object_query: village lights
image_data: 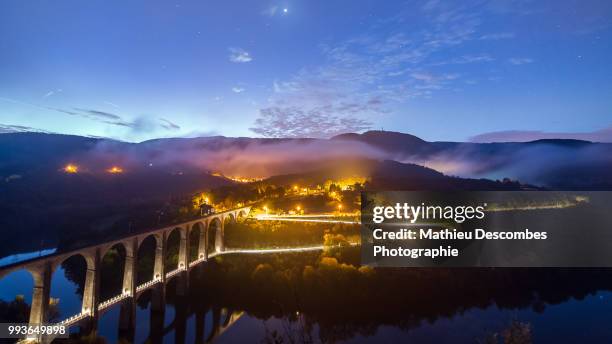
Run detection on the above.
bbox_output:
[107,166,123,174]
[63,164,78,173]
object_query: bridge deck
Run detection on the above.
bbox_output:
[0,206,251,275]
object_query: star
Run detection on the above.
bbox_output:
[283,8,288,14]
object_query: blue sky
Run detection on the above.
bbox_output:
[0,0,611,142]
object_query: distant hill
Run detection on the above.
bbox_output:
[332,131,612,189]
[333,130,601,156]
[2,131,612,190]
[0,133,234,257]
[0,130,609,257]
[264,158,530,191]
[332,131,430,153]
[0,133,232,203]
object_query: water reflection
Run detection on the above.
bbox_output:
[2,248,612,343]
[50,258,86,321]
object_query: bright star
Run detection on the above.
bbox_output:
[283,8,288,13]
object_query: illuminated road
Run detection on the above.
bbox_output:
[253,197,586,226]
[209,242,360,258]
[255,213,360,224]
[210,245,325,257]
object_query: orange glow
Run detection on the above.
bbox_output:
[293,185,298,191]
[212,171,263,183]
[63,164,78,173]
[296,205,301,211]
[337,204,343,210]
[227,175,263,183]
[107,166,123,174]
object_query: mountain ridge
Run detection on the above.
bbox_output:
[1,131,611,189]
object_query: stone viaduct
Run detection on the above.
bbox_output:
[0,206,251,343]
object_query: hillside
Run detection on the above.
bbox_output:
[2,131,612,191]
[263,158,528,191]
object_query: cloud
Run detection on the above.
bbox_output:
[232,87,245,93]
[261,5,278,17]
[0,98,131,129]
[108,116,183,134]
[0,97,178,135]
[103,101,120,109]
[48,107,179,133]
[479,32,515,40]
[432,54,494,65]
[252,2,520,138]
[508,57,534,65]
[469,126,612,143]
[74,108,123,121]
[159,118,181,130]
[0,123,50,134]
[179,129,220,138]
[410,137,612,188]
[104,134,389,178]
[42,89,62,99]
[250,106,372,138]
[127,116,159,133]
[49,107,134,127]
[411,72,459,83]
[47,107,79,116]
[229,48,253,63]
[122,117,184,135]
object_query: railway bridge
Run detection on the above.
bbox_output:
[0,206,251,343]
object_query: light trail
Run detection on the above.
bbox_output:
[255,213,360,224]
[256,217,359,224]
[220,245,325,254]
[257,213,357,218]
[211,242,360,257]
[254,197,586,226]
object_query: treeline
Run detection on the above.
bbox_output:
[196,248,612,343]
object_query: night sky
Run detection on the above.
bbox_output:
[1,0,611,142]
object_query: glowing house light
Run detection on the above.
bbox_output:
[63,164,78,173]
[107,166,123,174]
